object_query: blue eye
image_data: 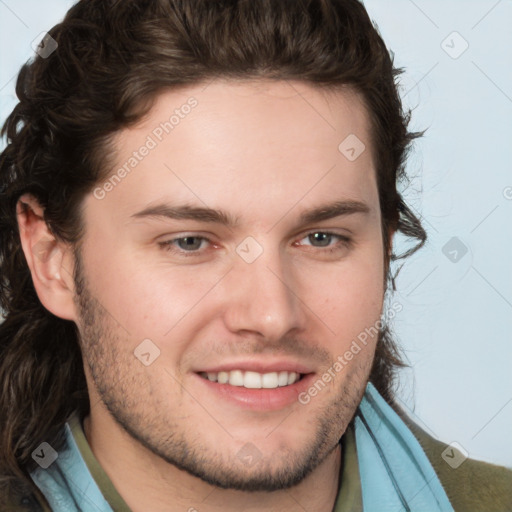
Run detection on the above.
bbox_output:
[175,236,205,251]
[159,236,210,255]
[299,231,351,251]
[307,232,333,247]
[158,231,351,259]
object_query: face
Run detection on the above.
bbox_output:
[74,79,387,491]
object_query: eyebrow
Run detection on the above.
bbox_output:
[130,199,371,228]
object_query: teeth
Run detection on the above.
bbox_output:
[200,370,302,389]
[229,370,244,387]
[278,371,289,387]
[261,372,278,389]
[287,372,298,385]
[218,371,229,384]
[244,371,262,388]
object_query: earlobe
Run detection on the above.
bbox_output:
[16,193,78,321]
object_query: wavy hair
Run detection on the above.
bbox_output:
[0,0,426,504]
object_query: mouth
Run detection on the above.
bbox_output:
[193,366,315,411]
[198,370,304,389]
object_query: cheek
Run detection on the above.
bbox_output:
[81,243,222,345]
[307,248,385,350]
[79,242,161,333]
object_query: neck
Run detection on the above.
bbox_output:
[83,412,342,512]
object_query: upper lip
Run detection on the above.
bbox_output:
[193,359,315,375]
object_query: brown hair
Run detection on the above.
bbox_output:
[0,0,425,503]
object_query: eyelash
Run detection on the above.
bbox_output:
[158,231,352,258]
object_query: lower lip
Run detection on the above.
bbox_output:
[193,373,316,411]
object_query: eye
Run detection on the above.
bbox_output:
[158,231,352,259]
[159,236,211,256]
[296,231,351,252]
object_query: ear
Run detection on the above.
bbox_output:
[16,193,78,321]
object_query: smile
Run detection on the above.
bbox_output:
[198,370,303,389]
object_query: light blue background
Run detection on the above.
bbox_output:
[1,0,510,468]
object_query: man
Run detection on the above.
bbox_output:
[0,0,510,510]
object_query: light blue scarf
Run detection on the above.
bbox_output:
[355,383,453,511]
[30,382,453,511]
[30,423,113,511]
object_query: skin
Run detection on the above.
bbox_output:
[17,79,392,512]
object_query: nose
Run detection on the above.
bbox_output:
[220,242,305,343]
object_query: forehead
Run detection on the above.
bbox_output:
[91,79,378,225]
[135,79,373,164]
